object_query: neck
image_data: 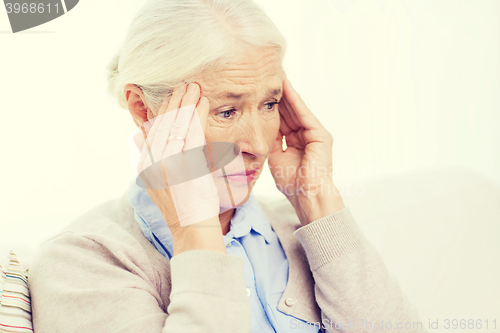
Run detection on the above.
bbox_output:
[219,208,235,235]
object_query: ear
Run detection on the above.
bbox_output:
[124,84,153,129]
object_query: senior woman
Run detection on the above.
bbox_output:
[28,0,427,332]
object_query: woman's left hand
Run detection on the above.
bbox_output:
[268,76,345,226]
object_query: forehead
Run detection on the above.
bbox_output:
[195,47,284,99]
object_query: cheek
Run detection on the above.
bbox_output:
[263,113,281,146]
[204,121,235,143]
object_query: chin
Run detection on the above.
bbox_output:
[211,146,261,212]
[216,175,257,213]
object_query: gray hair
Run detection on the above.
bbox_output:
[107,0,287,115]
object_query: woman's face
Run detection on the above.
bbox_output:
[192,47,285,205]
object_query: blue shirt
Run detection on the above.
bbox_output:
[127,180,320,332]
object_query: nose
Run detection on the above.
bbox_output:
[234,114,268,159]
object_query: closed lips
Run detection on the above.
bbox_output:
[226,170,256,176]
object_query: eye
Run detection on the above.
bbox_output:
[265,102,279,110]
[216,109,236,119]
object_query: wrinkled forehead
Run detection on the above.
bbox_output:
[195,48,285,101]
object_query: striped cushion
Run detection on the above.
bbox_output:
[0,251,33,333]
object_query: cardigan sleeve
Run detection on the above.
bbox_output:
[28,227,250,333]
[293,206,429,333]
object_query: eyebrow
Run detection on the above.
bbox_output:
[217,87,282,100]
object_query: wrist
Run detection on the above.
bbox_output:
[297,181,345,226]
[172,215,227,255]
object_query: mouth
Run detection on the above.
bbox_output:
[223,169,257,183]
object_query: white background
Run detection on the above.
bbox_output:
[1,0,499,328]
[1,0,498,224]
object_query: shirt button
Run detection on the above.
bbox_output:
[285,297,295,307]
[246,288,251,297]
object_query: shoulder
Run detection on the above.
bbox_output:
[27,194,175,331]
[39,191,159,256]
[28,191,171,302]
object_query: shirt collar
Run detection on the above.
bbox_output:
[127,179,175,257]
[225,192,274,245]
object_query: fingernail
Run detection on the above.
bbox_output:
[188,83,198,93]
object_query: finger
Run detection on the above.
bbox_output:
[165,83,188,114]
[148,113,177,164]
[278,102,306,149]
[279,112,293,136]
[282,94,301,130]
[283,130,304,149]
[278,96,300,131]
[147,82,186,162]
[184,96,209,151]
[283,78,323,130]
[164,83,200,157]
[149,82,187,138]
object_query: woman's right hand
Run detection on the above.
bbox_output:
[132,82,226,255]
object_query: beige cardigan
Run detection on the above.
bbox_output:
[28,191,428,332]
